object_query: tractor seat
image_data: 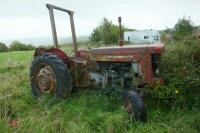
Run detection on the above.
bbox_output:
[70,57,87,64]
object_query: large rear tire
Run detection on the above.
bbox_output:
[123,90,147,123]
[29,53,72,98]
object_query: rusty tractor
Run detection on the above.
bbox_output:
[29,4,164,122]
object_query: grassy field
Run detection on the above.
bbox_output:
[0,50,199,133]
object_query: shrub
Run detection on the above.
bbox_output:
[9,41,36,51]
[152,38,200,107]
[0,42,8,52]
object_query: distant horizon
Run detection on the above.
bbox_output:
[0,27,164,46]
[0,35,90,46]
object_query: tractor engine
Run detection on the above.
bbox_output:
[90,62,135,89]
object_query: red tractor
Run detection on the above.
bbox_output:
[29,4,164,122]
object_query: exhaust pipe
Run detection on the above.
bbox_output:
[118,16,124,46]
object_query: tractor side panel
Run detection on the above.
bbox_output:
[139,54,152,85]
[69,61,92,88]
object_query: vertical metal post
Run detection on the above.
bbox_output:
[69,14,78,56]
[48,6,59,48]
[118,16,124,46]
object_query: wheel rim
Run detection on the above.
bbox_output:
[124,98,134,113]
[34,63,56,94]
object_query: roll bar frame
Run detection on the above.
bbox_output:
[46,4,78,56]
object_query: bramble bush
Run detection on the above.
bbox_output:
[152,37,200,108]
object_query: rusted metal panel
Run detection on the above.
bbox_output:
[46,48,69,61]
[78,44,163,55]
[34,48,69,63]
[70,62,91,88]
[89,54,145,62]
[139,53,152,84]
[89,44,164,55]
[78,44,164,61]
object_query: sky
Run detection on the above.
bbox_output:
[0,0,200,42]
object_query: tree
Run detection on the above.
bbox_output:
[0,42,8,52]
[9,41,35,51]
[90,27,101,43]
[9,41,27,51]
[90,18,120,45]
[174,16,194,39]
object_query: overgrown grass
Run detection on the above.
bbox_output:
[0,47,199,132]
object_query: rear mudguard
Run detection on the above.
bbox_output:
[34,48,69,62]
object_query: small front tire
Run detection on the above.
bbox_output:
[123,90,147,123]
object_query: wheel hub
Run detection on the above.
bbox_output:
[124,98,133,113]
[37,65,56,92]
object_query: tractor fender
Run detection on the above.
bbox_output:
[34,48,69,62]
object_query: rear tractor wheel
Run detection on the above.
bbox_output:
[123,90,147,123]
[29,53,72,98]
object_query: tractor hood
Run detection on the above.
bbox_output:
[78,44,164,62]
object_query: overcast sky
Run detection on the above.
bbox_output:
[0,0,200,41]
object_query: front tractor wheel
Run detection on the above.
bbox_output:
[30,53,72,98]
[123,90,147,123]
